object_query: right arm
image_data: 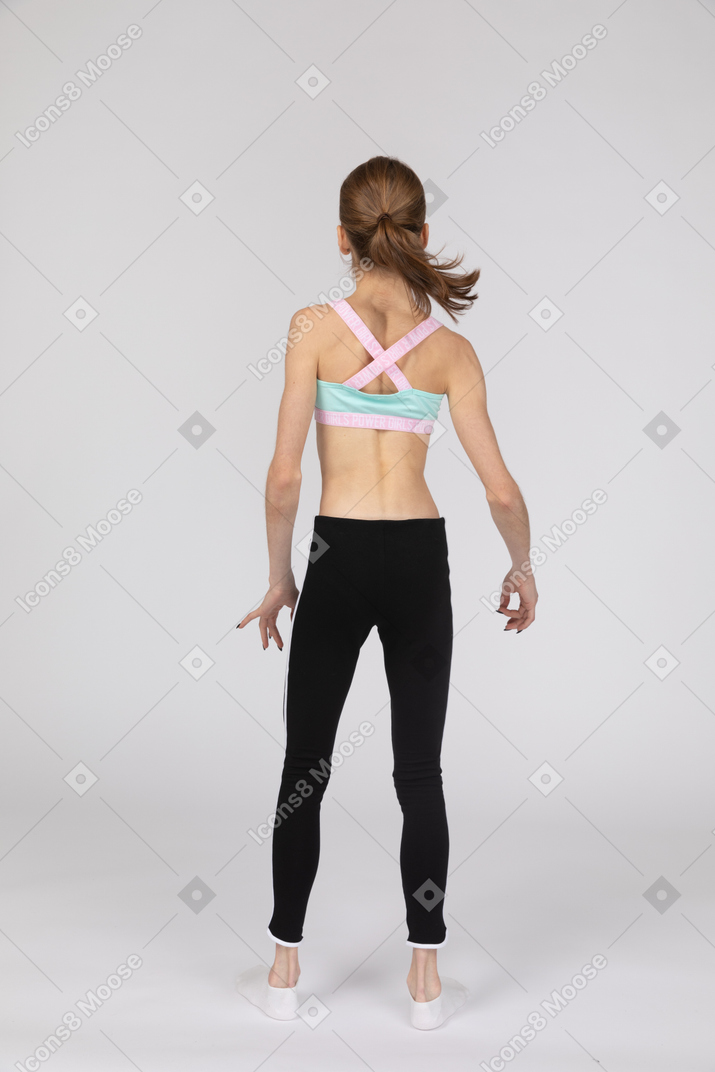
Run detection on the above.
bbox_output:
[445,335,538,633]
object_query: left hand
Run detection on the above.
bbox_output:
[237,579,300,650]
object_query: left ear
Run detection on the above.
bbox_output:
[337,223,351,256]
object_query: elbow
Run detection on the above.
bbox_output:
[485,480,521,509]
[267,465,302,493]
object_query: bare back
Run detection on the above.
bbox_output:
[270,293,516,532]
[313,300,459,520]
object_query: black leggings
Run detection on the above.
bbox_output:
[267,514,453,948]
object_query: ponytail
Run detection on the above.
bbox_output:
[338,156,480,322]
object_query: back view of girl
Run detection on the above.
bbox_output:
[237,155,537,1029]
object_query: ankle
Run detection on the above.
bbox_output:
[407,977,442,1002]
[268,965,299,988]
[407,965,441,1002]
[269,948,300,989]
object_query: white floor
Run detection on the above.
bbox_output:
[3,829,714,1072]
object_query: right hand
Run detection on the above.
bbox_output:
[498,567,538,633]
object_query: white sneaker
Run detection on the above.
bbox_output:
[409,977,469,1029]
[236,964,299,1020]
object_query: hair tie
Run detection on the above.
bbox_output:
[378,212,391,222]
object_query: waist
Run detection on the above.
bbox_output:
[317,471,439,522]
[315,514,446,525]
[312,513,448,557]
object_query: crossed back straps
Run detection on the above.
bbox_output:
[329,299,444,392]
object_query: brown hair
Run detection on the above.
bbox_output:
[338,156,480,323]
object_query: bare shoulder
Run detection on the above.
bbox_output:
[438,323,479,363]
[306,300,334,325]
[281,304,329,375]
[284,302,334,356]
[437,324,484,394]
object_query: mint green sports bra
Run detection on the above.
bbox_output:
[314,299,445,434]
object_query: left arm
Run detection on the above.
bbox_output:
[237,308,318,649]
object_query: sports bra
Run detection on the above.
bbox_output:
[314,298,445,434]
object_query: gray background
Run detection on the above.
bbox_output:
[1,0,714,1068]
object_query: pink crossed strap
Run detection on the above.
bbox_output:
[329,299,443,391]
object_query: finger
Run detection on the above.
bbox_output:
[515,608,537,633]
[503,602,525,620]
[259,619,269,650]
[504,606,528,630]
[237,608,260,628]
[264,614,282,647]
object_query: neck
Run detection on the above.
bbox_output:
[348,266,418,316]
